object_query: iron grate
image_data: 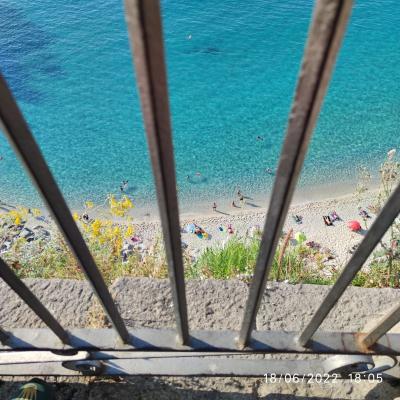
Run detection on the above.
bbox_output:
[0,0,399,377]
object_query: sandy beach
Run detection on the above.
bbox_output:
[0,186,385,272]
[132,189,381,269]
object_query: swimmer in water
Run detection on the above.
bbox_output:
[256,136,264,141]
[120,180,129,192]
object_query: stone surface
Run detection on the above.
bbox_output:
[1,375,400,399]
[0,279,94,328]
[2,278,399,333]
[110,278,400,333]
[1,278,400,399]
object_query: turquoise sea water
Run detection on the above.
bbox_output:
[0,0,399,210]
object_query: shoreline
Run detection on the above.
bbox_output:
[1,183,384,270]
[133,179,380,223]
[0,175,380,222]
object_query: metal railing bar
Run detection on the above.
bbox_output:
[0,74,130,344]
[0,358,325,377]
[2,353,399,377]
[4,356,400,378]
[362,303,400,349]
[2,328,400,355]
[124,0,189,344]
[0,258,70,344]
[298,183,400,346]
[237,0,352,348]
[0,328,9,344]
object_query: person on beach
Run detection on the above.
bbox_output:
[329,210,340,221]
[292,214,302,224]
[239,195,245,207]
[237,189,242,197]
[232,200,237,208]
[212,202,217,212]
[358,207,370,219]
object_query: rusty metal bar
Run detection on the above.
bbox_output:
[124,0,189,344]
[0,258,70,344]
[238,0,352,348]
[0,73,130,343]
[299,183,400,347]
[362,302,400,348]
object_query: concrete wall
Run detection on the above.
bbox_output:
[1,278,400,399]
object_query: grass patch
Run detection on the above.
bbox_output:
[189,236,334,285]
[187,238,259,279]
[2,223,399,288]
[5,228,399,288]
[349,261,400,288]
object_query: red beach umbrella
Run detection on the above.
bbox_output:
[347,220,361,232]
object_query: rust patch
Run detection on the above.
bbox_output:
[355,332,374,354]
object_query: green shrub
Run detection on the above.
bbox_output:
[189,236,334,284]
[188,238,259,279]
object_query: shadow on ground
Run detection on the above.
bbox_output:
[1,377,400,399]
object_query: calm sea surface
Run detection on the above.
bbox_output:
[0,0,399,210]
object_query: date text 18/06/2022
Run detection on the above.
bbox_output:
[264,373,383,384]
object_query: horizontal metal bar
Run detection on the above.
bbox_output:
[0,258,70,344]
[238,0,352,348]
[57,354,400,378]
[1,329,400,355]
[362,303,400,348]
[0,73,130,344]
[1,351,397,378]
[298,183,400,347]
[0,357,323,377]
[124,0,189,344]
[0,351,89,365]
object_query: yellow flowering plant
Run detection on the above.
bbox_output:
[69,195,136,258]
[108,194,134,217]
